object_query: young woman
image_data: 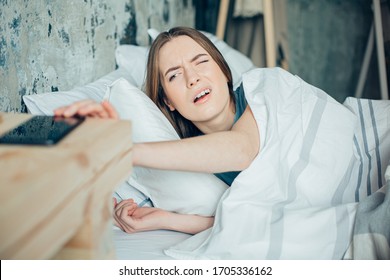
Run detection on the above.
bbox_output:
[54,27,260,234]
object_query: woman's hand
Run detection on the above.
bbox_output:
[113,198,214,234]
[113,198,169,233]
[54,99,119,119]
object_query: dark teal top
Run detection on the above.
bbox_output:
[214,84,247,186]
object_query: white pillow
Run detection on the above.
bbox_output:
[104,78,228,216]
[115,45,148,89]
[114,181,152,207]
[115,29,255,90]
[23,68,136,115]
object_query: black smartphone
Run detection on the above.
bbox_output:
[0,115,85,146]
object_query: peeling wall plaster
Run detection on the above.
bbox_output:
[0,0,195,112]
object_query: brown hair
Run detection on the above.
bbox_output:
[145,26,235,138]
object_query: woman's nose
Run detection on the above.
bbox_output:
[185,68,200,88]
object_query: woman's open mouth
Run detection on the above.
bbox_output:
[194,89,210,103]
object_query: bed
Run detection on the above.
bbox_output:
[23,29,390,260]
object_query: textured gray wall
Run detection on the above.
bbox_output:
[0,0,195,113]
[286,0,373,102]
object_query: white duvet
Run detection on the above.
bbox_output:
[165,68,390,259]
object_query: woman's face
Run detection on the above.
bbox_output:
[159,35,234,133]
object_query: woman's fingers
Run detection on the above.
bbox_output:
[102,100,119,119]
[116,202,137,218]
[114,199,137,220]
[54,99,119,119]
[114,203,139,233]
[54,100,92,117]
[72,101,108,117]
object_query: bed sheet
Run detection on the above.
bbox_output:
[113,227,191,260]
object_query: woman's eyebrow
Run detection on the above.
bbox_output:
[164,53,208,77]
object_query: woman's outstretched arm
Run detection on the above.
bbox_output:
[133,106,260,173]
[54,100,260,173]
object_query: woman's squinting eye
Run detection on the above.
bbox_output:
[168,73,179,82]
[197,58,209,65]
[167,56,209,82]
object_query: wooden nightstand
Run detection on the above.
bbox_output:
[0,113,133,259]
